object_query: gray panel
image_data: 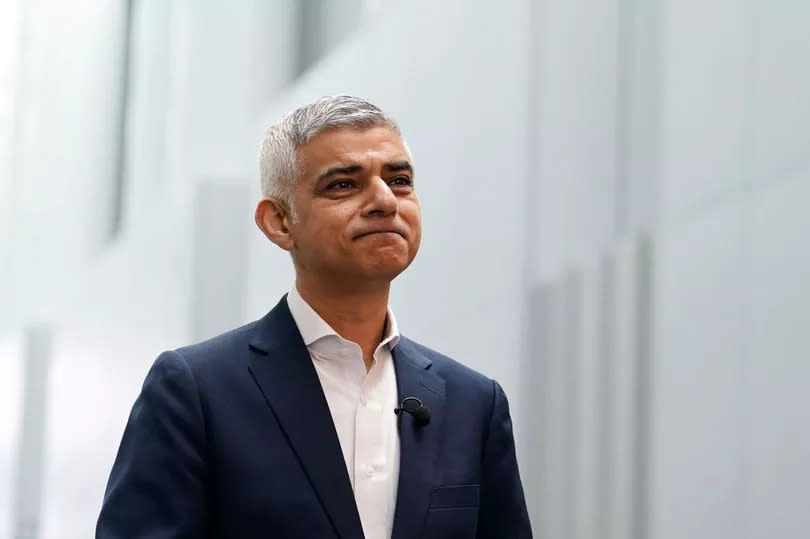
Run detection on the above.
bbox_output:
[614,0,663,233]
[190,181,252,341]
[535,277,568,539]
[561,269,582,539]
[751,1,810,185]
[122,0,172,225]
[650,201,747,539]
[525,283,557,535]
[6,0,130,320]
[608,239,640,539]
[533,0,621,276]
[596,252,617,539]
[296,0,364,75]
[12,325,52,539]
[572,262,601,539]
[632,234,654,539]
[657,0,748,217]
[746,172,810,538]
[107,0,135,242]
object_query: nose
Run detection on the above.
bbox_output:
[361,176,397,217]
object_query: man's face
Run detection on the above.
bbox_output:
[287,125,421,285]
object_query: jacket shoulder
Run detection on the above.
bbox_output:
[170,319,260,373]
[400,337,494,395]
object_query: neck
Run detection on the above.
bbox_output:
[295,274,391,370]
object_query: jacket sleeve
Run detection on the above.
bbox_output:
[477,380,533,538]
[96,350,209,539]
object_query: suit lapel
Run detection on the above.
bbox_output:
[247,296,364,539]
[390,339,446,539]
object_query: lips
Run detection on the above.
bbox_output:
[353,229,404,240]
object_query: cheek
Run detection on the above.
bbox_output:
[402,202,422,238]
[410,226,422,257]
[300,212,354,255]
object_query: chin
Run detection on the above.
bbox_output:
[356,254,412,281]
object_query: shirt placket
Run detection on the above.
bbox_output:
[354,352,389,539]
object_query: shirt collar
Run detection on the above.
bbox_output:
[287,285,401,350]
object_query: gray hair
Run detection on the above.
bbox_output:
[259,95,403,217]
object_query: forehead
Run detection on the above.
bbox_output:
[298,126,409,172]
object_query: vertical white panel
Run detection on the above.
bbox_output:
[595,253,617,538]
[0,0,23,271]
[0,332,23,539]
[523,283,553,533]
[657,0,749,217]
[12,325,52,539]
[560,270,582,539]
[633,235,654,539]
[746,171,810,539]
[609,240,640,539]
[179,0,298,189]
[190,181,252,341]
[40,333,136,539]
[536,278,568,539]
[296,0,364,74]
[751,0,810,184]
[522,282,560,531]
[573,261,601,539]
[534,0,620,277]
[6,0,128,325]
[122,0,172,229]
[650,202,747,539]
[616,0,664,233]
[12,0,127,248]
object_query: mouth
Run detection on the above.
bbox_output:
[353,229,405,240]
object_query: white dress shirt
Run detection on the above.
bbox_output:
[286,286,401,539]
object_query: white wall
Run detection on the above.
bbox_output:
[3,0,128,328]
[2,0,809,538]
[650,1,810,538]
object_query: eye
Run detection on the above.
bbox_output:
[326,179,356,190]
[389,176,413,187]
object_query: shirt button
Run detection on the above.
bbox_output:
[365,464,375,477]
[359,393,368,405]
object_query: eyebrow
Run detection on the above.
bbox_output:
[317,164,364,183]
[384,161,414,174]
[316,161,414,183]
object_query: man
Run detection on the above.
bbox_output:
[97,95,532,538]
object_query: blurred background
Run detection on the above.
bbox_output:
[1,0,809,538]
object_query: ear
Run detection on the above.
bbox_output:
[255,197,295,251]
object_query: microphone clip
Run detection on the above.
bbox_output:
[394,396,431,427]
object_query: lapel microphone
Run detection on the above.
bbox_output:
[394,396,431,427]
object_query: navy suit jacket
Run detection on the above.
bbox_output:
[97,296,532,538]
